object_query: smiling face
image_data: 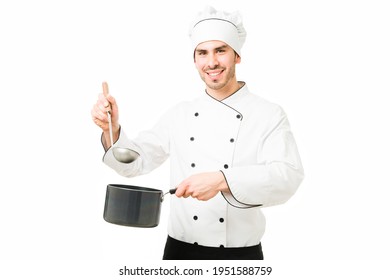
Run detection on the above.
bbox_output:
[194,40,241,99]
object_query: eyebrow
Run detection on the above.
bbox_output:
[195,44,229,53]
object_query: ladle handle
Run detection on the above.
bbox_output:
[102,82,111,110]
[107,111,114,148]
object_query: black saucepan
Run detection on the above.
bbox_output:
[103,184,176,228]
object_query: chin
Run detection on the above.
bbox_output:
[207,82,225,91]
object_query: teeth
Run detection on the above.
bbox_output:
[208,72,221,77]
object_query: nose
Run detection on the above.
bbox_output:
[207,53,219,69]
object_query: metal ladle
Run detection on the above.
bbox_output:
[102,81,139,164]
[107,111,139,164]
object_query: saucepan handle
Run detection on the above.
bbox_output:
[161,188,177,202]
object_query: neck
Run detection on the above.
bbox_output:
[207,81,244,101]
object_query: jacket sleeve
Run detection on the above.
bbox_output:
[221,108,304,208]
[102,107,174,178]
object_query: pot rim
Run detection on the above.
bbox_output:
[107,184,163,194]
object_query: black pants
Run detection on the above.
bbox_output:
[163,236,264,260]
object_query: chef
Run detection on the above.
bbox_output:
[91,6,304,260]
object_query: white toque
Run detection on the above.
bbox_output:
[189,6,247,56]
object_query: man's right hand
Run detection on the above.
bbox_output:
[91,81,120,148]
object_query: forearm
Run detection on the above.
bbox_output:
[102,127,170,178]
[221,162,304,208]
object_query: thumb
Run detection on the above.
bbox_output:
[175,181,187,198]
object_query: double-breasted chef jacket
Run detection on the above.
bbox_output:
[103,83,304,248]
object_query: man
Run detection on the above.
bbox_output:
[91,6,304,260]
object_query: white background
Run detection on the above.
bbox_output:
[1,0,389,278]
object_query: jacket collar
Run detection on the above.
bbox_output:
[204,81,248,105]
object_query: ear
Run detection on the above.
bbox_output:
[235,54,241,64]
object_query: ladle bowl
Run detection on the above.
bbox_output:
[112,147,139,164]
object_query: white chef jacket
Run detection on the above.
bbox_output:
[103,83,304,248]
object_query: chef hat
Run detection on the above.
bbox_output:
[189,6,247,56]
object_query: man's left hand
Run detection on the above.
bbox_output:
[175,171,229,201]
